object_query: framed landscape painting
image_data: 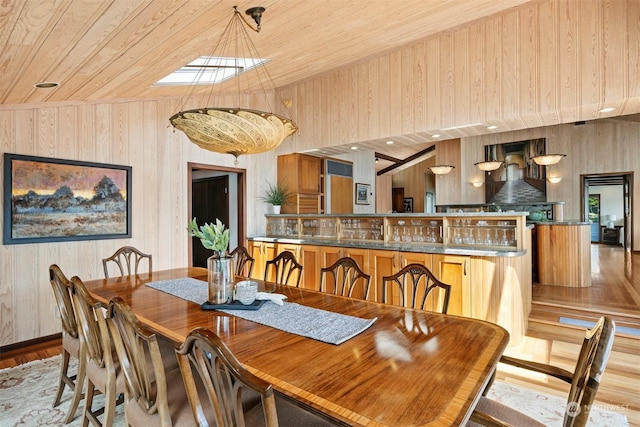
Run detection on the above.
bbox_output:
[3,153,132,244]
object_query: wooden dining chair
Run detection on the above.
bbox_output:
[264,250,303,287]
[49,264,86,423]
[70,276,124,427]
[176,327,338,426]
[320,257,371,300]
[381,263,451,313]
[468,316,616,427]
[102,246,152,278]
[107,296,196,427]
[229,245,254,278]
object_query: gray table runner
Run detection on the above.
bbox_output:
[146,278,376,345]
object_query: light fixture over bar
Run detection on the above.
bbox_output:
[547,176,563,183]
[429,165,455,175]
[532,154,566,165]
[474,161,503,172]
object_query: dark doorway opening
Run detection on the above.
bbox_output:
[188,163,246,267]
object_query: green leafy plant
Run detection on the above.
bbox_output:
[187,217,229,253]
[259,181,291,206]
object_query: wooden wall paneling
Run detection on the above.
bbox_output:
[426,38,441,128]
[412,40,427,132]
[601,0,628,104]
[359,60,373,140]
[483,14,501,123]
[517,3,539,126]
[142,101,159,255]
[453,29,469,127]
[501,11,522,128]
[375,56,389,138]
[537,0,560,125]
[438,33,454,129]
[387,50,402,136]
[577,0,601,116]
[557,0,579,122]
[375,174,392,214]
[0,110,14,344]
[468,22,485,126]
[347,66,358,143]
[628,1,640,101]
[400,45,414,134]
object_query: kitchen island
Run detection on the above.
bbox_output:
[535,221,591,287]
[250,212,532,345]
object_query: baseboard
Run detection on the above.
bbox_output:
[0,333,61,358]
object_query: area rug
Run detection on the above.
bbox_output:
[0,356,124,426]
[0,356,630,426]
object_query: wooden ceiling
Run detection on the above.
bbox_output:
[0,0,533,106]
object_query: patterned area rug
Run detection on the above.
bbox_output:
[0,355,630,426]
[0,356,124,426]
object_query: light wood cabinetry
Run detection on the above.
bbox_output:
[369,249,401,303]
[277,153,322,214]
[298,245,321,290]
[248,241,277,281]
[432,255,471,317]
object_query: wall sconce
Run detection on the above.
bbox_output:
[429,165,455,175]
[474,161,502,172]
[532,154,566,165]
[547,176,562,184]
[471,181,483,188]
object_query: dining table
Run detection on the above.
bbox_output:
[82,267,509,427]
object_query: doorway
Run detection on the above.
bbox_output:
[188,163,246,267]
[581,172,633,250]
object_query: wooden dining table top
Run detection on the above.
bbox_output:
[82,267,509,427]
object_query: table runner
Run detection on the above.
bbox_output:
[146,278,376,345]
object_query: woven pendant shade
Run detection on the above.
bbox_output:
[170,108,297,157]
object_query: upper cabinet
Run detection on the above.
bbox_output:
[278,153,323,214]
[278,153,322,194]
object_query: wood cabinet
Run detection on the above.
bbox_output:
[369,249,401,303]
[432,255,471,317]
[247,241,277,281]
[278,153,322,214]
[298,244,321,290]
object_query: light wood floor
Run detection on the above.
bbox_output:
[2,244,639,425]
[503,244,640,427]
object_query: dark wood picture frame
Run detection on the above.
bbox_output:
[403,197,414,212]
[3,153,132,244]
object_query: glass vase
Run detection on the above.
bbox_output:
[207,253,235,304]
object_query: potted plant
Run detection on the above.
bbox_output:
[260,181,291,214]
[187,218,233,304]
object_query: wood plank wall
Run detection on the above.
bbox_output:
[2,0,639,346]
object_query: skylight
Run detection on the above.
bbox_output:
[154,56,268,86]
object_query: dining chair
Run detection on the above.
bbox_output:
[229,245,255,278]
[468,316,616,427]
[320,257,371,300]
[381,263,451,313]
[102,246,152,278]
[176,327,338,426]
[107,296,197,427]
[70,276,124,427]
[49,264,85,424]
[263,250,303,287]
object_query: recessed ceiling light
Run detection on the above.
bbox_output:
[386,140,394,145]
[431,134,441,138]
[486,125,498,130]
[351,146,358,150]
[599,107,615,113]
[34,82,59,88]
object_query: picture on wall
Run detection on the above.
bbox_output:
[483,138,547,204]
[3,153,132,244]
[403,197,413,212]
[355,182,370,205]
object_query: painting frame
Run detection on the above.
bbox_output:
[3,153,132,245]
[355,182,370,205]
[403,197,414,213]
